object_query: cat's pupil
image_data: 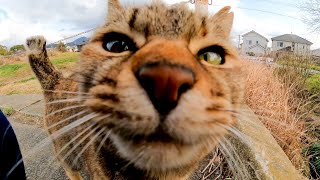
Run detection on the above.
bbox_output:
[106,41,129,53]
[203,53,208,61]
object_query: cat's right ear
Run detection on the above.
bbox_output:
[107,0,124,21]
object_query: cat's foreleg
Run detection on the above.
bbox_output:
[26,36,62,90]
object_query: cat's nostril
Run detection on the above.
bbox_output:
[136,64,195,116]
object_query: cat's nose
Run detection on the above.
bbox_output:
[136,64,195,116]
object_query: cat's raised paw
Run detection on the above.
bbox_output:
[26,36,46,54]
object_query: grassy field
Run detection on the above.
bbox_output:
[277,60,320,71]
[0,52,79,95]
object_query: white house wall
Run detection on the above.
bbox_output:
[272,40,311,54]
[241,32,268,56]
[250,46,265,55]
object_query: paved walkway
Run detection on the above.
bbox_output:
[0,94,44,117]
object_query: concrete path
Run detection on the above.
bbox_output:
[10,118,66,180]
[0,95,66,179]
[0,94,44,117]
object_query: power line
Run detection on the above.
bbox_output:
[235,6,301,21]
[51,27,97,44]
[208,4,302,21]
[245,0,298,9]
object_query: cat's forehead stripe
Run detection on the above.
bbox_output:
[129,8,139,29]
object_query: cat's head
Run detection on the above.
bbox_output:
[79,0,245,172]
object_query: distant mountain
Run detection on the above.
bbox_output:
[66,37,89,46]
[46,36,89,48]
[46,43,57,48]
[72,37,89,45]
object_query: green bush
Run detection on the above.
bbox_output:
[306,143,320,179]
[306,74,320,95]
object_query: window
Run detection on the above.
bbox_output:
[249,40,252,45]
[303,45,305,49]
[292,43,295,51]
[277,42,283,47]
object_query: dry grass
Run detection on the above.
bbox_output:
[0,51,79,95]
[244,61,308,171]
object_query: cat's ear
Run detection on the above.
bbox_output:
[208,6,234,38]
[107,0,124,21]
[108,0,121,10]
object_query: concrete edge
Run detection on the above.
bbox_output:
[231,106,307,180]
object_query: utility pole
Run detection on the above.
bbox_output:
[194,0,209,15]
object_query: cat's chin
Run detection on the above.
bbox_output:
[109,132,210,171]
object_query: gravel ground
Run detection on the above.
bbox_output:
[9,117,67,180]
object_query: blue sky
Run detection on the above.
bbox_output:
[0,0,319,49]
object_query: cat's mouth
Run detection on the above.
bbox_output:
[119,125,180,145]
[110,126,206,171]
[134,127,177,144]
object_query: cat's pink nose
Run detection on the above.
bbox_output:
[136,63,195,116]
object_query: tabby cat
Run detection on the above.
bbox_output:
[26,0,245,179]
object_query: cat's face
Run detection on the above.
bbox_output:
[79,0,245,171]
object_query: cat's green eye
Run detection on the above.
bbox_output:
[197,46,225,65]
[102,33,136,53]
[198,52,222,65]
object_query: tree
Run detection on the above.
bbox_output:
[300,0,320,32]
[0,45,10,56]
[10,44,25,53]
[57,42,67,52]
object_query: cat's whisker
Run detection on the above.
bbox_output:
[7,136,54,177]
[46,98,88,105]
[47,110,89,129]
[44,89,90,95]
[232,110,300,129]
[97,130,112,152]
[218,137,250,180]
[59,126,101,165]
[63,77,94,85]
[119,92,146,98]
[45,104,86,117]
[122,148,145,171]
[44,123,98,179]
[17,113,101,173]
[72,127,106,165]
[217,124,250,145]
[50,113,100,140]
[54,123,97,160]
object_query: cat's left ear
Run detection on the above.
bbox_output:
[208,6,234,38]
[108,0,121,10]
[107,0,124,21]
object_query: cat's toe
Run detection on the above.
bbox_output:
[26,36,46,53]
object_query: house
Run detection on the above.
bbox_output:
[311,48,320,57]
[66,46,78,52]
[271,34,312,54]
[76,41,88,52]
[241,30,269,56]
[66,36,89,52]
